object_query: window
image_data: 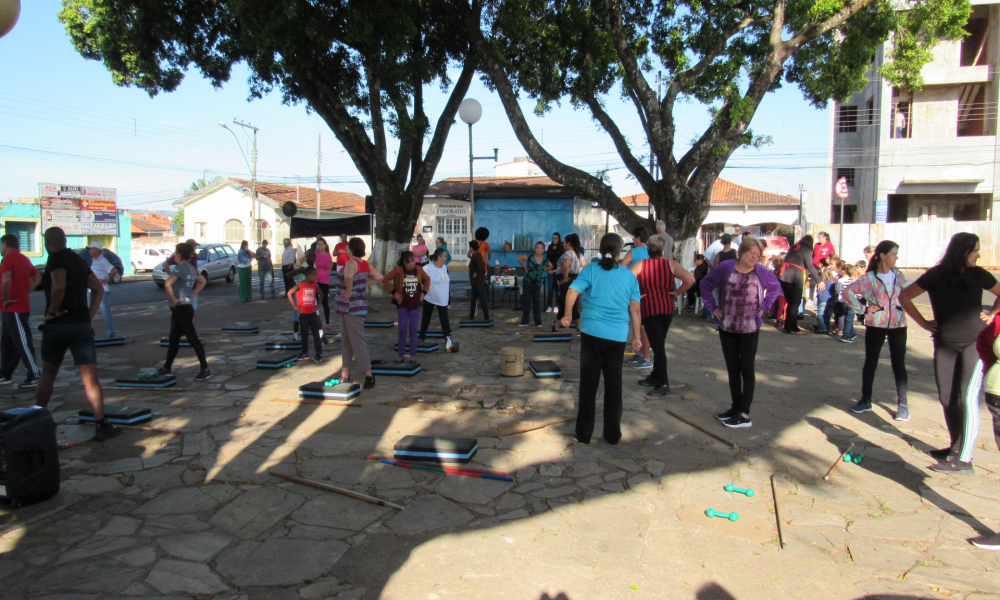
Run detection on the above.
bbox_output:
[866,97,874,124]
[195,222,207,238]
[4,221,36,253]
[277,219,290,242]
[891,102,911,138]
[836,167,856,188]
[436,217,468,254]
[838,105,858,133]
[831,205,858,223]
[223,219,243,244]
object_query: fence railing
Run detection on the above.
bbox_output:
[804,221,1000,268]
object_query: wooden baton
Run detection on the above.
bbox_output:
[823,443,855,481]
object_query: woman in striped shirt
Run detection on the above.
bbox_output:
[629,234,694,396]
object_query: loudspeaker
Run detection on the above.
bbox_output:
[0,407,59,506]
[282,201,298,217]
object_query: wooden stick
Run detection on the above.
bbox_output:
[771,474,786,549]
[375,458,515,482]
[665,410,738,449]
[823,442,855,481]
[365,455,507,476]
[113,387,188,393]
[501,417,575,436]
[120,425,186,435]
[271,471,403,510]
[271,398,361,408]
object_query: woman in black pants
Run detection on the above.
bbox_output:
[418,250,454,348]
[553,233,583,330]
[843,241,911,420]
[158,242,211,381]
[778,235,824,334]
[901,232,1000,473]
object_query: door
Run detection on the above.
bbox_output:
[436,217,468,256]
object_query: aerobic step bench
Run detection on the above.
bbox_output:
[423,330,445,338]
[265,341,302,351]
[159,338,207,347]
[534,332,573,342]
[79,407,152,425]
[257,352,299,369]
[116,373,177,388]
[95,337,126,347]
[364,320,395,328]
[529,360,562,379]
[298,381,361,400]
[394,435,478,463]
[222,325,259,335]
[394,341,439,353]
[371,362,423,376]
[459,320,494,328]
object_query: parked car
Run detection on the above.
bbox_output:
[152,243,237,288]
[132,247,170,272]
[73,247,124,284]
[762,236,790,262]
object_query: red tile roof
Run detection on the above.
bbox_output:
[621,178,798,206]
[426,176,579,198]
[132,220,173,233]
[232,179,367,213]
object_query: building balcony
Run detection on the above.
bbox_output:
[921,65,991,86]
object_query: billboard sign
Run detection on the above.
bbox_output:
[38,183,118,236]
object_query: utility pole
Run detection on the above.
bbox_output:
[232,120,259,243]
[316,133,321,219]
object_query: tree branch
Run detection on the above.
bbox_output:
[366,52,388,164]
[785,0,878,51]
[582,68,655,191]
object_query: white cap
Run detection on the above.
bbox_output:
[88,242,103,249]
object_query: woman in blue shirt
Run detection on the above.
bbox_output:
[435,237,452,265]
[561,233,642,445]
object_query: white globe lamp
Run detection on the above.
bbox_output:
[0,0,20,39]
[459,98,482,125]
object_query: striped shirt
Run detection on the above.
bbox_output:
[636,258,675,318]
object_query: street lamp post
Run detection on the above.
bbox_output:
[219,120,260,243]
[458,98,498,240]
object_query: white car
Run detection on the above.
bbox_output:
[132,248,169,272]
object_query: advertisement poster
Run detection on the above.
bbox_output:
[38,183,119,236]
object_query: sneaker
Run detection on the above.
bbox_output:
[624,354,641,365]
[723,414,752,428]
[894,405,910,422]
[363,375,375,390]
[929,448,952,460]
[93,422,123,442]
[840,335,856,343]
[716,408,739,421]
[18,380,36,390]
[850,399,872,413]
[971,533,1000,551]
[518,322,530,327]
[293,332,300,341]
[637,376,657,387]
[312,355,324,363]
[297,353,309,361]
[572,435,590,445]
[631,357,653,369]
[929,458,974,475]
[0,376,13,385]
[545,307,553,313]
[157,367,172,377]
[194,369,212,381]
[647,385,670,396]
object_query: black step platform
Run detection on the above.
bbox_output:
[257,352,299,369]
[529,360,562,378]
[159,338,207,347]
[95,337,127,347]
[299,381,361,400]
[459,320,494,328]
[116,374,177,388]
[394,435,478,463]
[371,362,422,376]
[79,406,153,425]
[222,326,259,335]
[395,341,439,353]
[265,341,302,351]
[534,332,573,342]
[364,320,395,328]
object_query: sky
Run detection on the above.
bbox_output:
[0,2,831,212]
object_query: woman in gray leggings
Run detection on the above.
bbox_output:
[901,232,1000,474]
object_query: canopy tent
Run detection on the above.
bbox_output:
[289,214,372,239]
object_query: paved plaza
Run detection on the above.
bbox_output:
[1,286,999,599]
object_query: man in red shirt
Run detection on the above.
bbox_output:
[812,231,836,268]
[0,233,42,388]
[334,234,349,272]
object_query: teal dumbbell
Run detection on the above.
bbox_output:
[725,484,754,497]
[843,451,865,465]
[705,508,739,521]
[323,378,341,388]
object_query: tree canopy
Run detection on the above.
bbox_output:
[60,0,475,262]
[468,0,970,239]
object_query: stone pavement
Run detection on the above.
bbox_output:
[1,289,999,599]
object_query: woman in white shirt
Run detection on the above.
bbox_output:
[419,249,453,347]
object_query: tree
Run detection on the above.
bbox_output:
[468,0,969,250]
[188,169,218,193]
[60,0,475,271]
[174,208,184,233]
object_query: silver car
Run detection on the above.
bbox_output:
[152,243,238,288]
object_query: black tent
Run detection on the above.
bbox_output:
[289,215,372,239]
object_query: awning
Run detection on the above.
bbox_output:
[289,215,373,238]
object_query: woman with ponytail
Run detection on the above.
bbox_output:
[843,241,910,419]
[560,233,641,445]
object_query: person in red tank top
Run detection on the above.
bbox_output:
[629,235,694,395]
[287,267,324,362]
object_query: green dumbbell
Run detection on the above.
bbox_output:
[724,484,754,497]
[705,508,739,521]
[324,378,341,388]
[843,451,866,465]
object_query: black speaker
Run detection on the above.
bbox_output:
[365,195,375,214]
[0,408,59,506]
[282,201,298,217]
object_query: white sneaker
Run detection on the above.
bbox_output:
[293,332,300,341]
[545,307,553,313]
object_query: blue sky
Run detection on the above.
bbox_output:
[0,2,830,211]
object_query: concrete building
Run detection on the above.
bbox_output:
[831,6,1000,223]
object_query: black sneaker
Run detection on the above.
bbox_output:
[312,355,323,363]
[93,422,123,442]
[637,376,657,387]
[723,414,752,428]
[850,400,872,413]
[363,375,375,389]
[840,335,857,343]
[929,448,952,460]
[647,385,670,396]
[18,380,36,390]
[716,408,739,421]
[157,367,172,377]
[194,369,212,381]
[518,322,530,327]
[0,376,12,385]
[929,458,974,475]
[297,353,309,361]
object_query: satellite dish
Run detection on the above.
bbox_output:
[282,202,298,217]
